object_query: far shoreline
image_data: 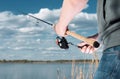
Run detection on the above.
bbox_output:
[0,59,99,64]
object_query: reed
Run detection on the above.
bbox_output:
[71,54,99,79]
[57,52,99,79]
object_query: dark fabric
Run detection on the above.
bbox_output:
[97,0,120,50]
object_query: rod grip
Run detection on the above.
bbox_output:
[66,31,100,48]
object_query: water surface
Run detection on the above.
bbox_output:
[0,62,96,79]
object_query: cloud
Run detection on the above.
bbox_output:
[0,8,100,60]
[84,4,89,9]
[70,12,97,29]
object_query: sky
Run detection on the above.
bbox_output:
[0,0,97,13]
[0,0,102,60]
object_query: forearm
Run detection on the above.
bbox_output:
[55,0,88,36]
[57,0,88,28]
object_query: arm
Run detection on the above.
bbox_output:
[55,0,88,36]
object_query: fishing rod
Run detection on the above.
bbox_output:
[26,14,100,49]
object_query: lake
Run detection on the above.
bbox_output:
[0,62,97,79]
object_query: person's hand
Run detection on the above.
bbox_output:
[78,41,96,54]
[78,34,98,54]
[54,23,68,37]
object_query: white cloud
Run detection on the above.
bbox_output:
[0,8,100,60]
[84,4,89,9]
[71,12,97,28]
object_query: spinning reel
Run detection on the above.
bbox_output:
[56,36,69,49]
[56,36,88,49]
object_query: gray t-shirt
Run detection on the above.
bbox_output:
[97,0,120,50]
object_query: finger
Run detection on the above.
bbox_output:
[85,46,92,54]
[65,27,69,35]
[81,46,87,53]
[89,47,94,54]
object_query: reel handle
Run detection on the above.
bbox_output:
[66,31,100,48]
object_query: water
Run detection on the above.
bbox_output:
[0,63,96,79]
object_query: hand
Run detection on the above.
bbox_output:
[78,41,96,54]
[54,23,68,37]
[78,34,99,54]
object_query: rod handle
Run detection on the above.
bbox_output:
[66,31,100,48]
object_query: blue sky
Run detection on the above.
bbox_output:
[0,0,97,14]
[0,0,101,60]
